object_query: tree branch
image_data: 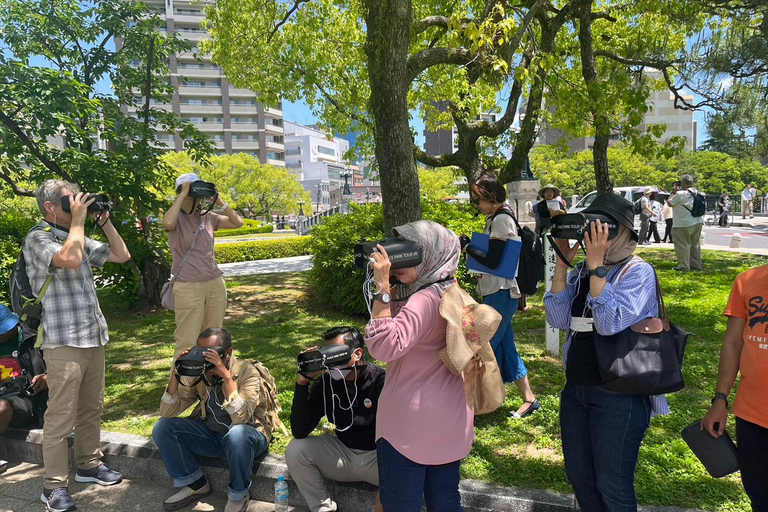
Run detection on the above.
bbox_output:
[413,15,450,35]
[268,0,310,43]
[0,170,35,196]
[406,47,474,83]
[0,110,72,181]
[414,146,461,168]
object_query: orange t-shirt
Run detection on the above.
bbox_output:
[723,263,768,429]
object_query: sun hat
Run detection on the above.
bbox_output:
[437,283,501,374]
[539,183,561,197]
[583,192,638,241]
[175,173,201,189]
[0,305,20,336]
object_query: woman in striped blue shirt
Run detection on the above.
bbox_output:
[543,193,667,512]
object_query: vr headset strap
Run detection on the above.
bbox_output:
[546,234,585,268]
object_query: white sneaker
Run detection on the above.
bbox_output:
[224,495,250,512]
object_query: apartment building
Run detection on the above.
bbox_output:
[121,0,285,166]
[423,101,499,156]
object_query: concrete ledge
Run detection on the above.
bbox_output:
[0,428,704,512]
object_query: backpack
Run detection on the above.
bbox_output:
[633,197,643,215]
[684,189,707,217]
[10,226,54,337]
[249,360,289,441]
[493,209,545,295]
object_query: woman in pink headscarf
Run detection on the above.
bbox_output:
[366,220,471,512]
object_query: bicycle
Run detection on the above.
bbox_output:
[705,208,733,227]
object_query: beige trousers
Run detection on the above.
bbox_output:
[285,434,379,512]
[42,345,105,489]
[172,275,227,359]
[672,223,703,271]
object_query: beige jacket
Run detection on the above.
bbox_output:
[159,356,272,442]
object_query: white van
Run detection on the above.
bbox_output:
[569,186,651,231]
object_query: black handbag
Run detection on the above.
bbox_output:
[593,264,690,395]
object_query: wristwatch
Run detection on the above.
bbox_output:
[711,392,729,407]
[373,292,391,304]
[588,266,607,278]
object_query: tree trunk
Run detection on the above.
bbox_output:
[578,0,613,195]
[363,0,421,231]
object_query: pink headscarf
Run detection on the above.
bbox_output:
[392,220,460,294]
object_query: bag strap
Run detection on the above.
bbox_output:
[170,225,202,283]
[613,257,668,322]
[18,226,54,322]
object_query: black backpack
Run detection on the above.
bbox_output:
[492,209,545,295]
[633,197,643,215]
[684,189,707,217]
[10,226,54,337]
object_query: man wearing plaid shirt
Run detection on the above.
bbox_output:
[25,180,131,512]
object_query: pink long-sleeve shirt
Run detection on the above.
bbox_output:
[365,286,474,465]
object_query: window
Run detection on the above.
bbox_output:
[317,146,335,156]
[266,152,284,160]
[212,135,224,141]
[231,117,256,123]
[232,134,257,141]
[270,118,283,127]
[185,81,206,88]
[266,135,284,143]
[231,100,256,106]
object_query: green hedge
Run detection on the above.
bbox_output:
[309,201,484,316]
[214,236,312,264]
[217,224,274,237]
[242,219,260,227]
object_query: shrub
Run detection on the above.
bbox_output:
[214,236,312,264]
[217,224,274,237]
[309,201,484,316]
[0,206,39,303]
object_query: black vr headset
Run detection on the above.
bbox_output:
[177,180,219,215]
[61,194,112,214]
[549,213,620,242]
[354,238,423,270]
[174,346,228,386]
[297,344,352,375]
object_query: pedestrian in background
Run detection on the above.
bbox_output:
[646,192,662,244]
[637,187,654,245]
[717,191,731,227]
[741,184,754,219]
[668,175,703,272]
[661,201,674,243]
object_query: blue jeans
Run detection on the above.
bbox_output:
[377,438,463,512]
[560,383,651,512]
[152,417,268,501]
[483,290,527,383]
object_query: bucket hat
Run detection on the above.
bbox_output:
[0,304,20,336]
[583,192,638,241]
[539,183,561,198]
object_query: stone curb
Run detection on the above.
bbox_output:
[0,429,707,512]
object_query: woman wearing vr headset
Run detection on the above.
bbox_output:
[366,221,470,512]
[543,193,668,512]
[163,173,243,358]
[461,174,539,419]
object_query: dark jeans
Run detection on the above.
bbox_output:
[646,222,660,243]
[560,383,651,512]
[736,417,768,512]
[483,290,527,383]
[661,219,673,242]
[377,438,463,512]
[152,417,268,501]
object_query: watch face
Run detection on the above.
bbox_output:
[590,266,607,278]
[380,293,391,303]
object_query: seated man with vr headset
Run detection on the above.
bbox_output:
[286,327,386,512]
[152,327,274,512]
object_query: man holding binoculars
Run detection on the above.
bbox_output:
[286,327,385,512]
[26,180,131,512]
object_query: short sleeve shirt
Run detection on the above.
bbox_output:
[477,206,521,298]
[167,212,224,283]
[723,264,768,429]
[23,221,111,349]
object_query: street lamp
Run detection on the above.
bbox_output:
[366,187,370,203]
[315,184,321,214]
[340,171,353,213]
[298,199,305,217]
[297,199,306,236]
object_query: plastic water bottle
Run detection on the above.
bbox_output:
[274,475,290,511]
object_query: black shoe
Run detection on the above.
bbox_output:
[511,399,541,419]
[41,487,77,512]
[74,463,123,486]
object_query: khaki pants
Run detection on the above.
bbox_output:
[285,435,379,512]
[172,275,227,358]
[42,345,105,489]
[672,223,703,271]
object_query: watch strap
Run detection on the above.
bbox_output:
[711,392,729,407]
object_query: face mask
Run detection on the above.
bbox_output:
[329,367,354,381]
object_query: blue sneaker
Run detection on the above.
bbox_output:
[41,487,77,512]
[74,463,123,486]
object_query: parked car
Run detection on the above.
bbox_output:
[569,186,650,231]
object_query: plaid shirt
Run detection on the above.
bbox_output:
[23,221,111,349]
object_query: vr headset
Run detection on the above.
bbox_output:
[61,194,112,214]
[549,213,620,242]
[174,346,227,386]
[297,344,352,374]
[177,180,218,215]
[354,238,423,270]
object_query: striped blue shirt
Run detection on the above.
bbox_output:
[543,259,670,416]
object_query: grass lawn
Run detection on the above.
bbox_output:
[99,248,765,511]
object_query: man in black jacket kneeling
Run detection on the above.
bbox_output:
[286,326,385,512]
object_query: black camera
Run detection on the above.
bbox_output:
[354,238,423,270]
[297,344,352,374]
[177,180,217,199]
[61,194,112,213]
[175,346,227,378]
[550,213,620,241]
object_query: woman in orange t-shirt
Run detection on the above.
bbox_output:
[702,264,768,511]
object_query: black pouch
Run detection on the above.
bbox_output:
[681,420,739,478]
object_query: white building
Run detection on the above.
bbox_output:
[120,0,285,166]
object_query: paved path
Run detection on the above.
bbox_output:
[0,461,302,512]
[219,255,313,277]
